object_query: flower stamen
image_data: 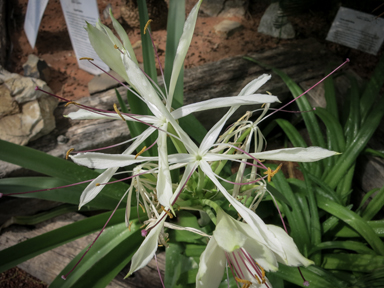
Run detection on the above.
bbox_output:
[144,19,153,34]
[65,101,80,107]
[139,203,146,213]
[79,57,94,61]
[66,148,75,159]
[113,103,126,121]
[135,146,147,159]
[161,206,174,218]
[264,163,283,182]
[235,276,252,288]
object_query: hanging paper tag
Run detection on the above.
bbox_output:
[60,0,109,75]
[326,7,384,55]
[24,0,49,49]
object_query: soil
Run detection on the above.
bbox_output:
[2,1,383,287]
[6,0,383,101]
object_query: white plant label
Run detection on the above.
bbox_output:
[326,7,384,55]
[60,0,109,75]
[24,0,49,49]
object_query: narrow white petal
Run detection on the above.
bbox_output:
[121,53,166,118]
[249,146,339,162]
[239,74,272,96]
[171,94,279,119]
[205,146,338,163]
[156,123,173,209]
[97,20,122,50]
[170,162,197,204]
[71,153,157,169]
[125,185,134,227]
[109,9,138,64]
[71,127,157,169]
[86,23,128,82]
[213,209,248,252]
[167,0,203,109]
[267,225,314,267]
[79,167,118,209]
[66,109,157,123]
[199,160,282,254]
[196,237,226,288]
[127,216,167,276]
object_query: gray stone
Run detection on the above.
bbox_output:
[0,66,58,145]
[258,3,295,39]
[214,20,243,38]
[0,85,19,117]
[88,70,126,94]
[22,54,51,82]
[201,0,249,17]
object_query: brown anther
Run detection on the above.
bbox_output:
[235,276,252,288]
[263,163,283,182]
[161,206,173,219]
[140,223,146,229]
[114,44,118,49]
[144,19,153,34]
[113,103,126,121]
[65,148,75,159]
[128,221,132,232]
[139,203,146,213]
[95,183,101,186]
[65,101,79,107]
[79,57,94,61]
[255,262,266,284]
[135,146,147,159]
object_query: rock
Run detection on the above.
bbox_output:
[0,66,58,145]
[88,70,125,94]
[22,54,51,82]
[258,3,295,39]
[0,85,19,117]
[214,20,242,38]
[201,0,249,17]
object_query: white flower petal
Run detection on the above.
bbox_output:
[66,109,158,123]
[196,237,226,288]
[121,53,166,118]
[167,0,203,109]
[79,167,117,209]
[127,216,167,276]
[156,123,173,209]
[238,74,272,97]
[86,22,128,82]
[171,94,279,119]
[71,153,157,169]
[267,225,314,267]
[109,9,138,64]
[213,209,248,252]
[205,146,338,163]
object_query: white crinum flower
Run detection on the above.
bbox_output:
[196,208,313,288]
[69,0,280,210]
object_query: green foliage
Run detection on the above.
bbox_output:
[246,53,384,287]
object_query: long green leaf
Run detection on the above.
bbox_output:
[344,76,360,146]
[309,241,376,256]
[323,66,338,120]
[335,220,384,238]
[324,98,384,189]
[0,140,128,203]
[316,194,384,255]
[322,253,384,272]
[0,177,117,210]
[50,221,142,288]
[137,0,157,84]
[360,53,384,122]
[0,209,145,273]
[362,185,384,221]
[164,0,185,108]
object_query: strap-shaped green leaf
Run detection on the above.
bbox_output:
[50,221,142,288]
[322,253,384,272]
[0,209,145,273]
[309,241,375,256]
[0,140,128,202]
[324,98,384,189]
